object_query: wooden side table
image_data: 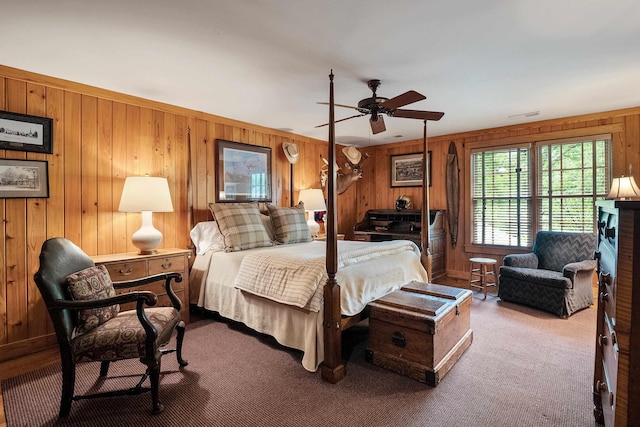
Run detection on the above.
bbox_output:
[92,248,190,323]
[469,257,498,300]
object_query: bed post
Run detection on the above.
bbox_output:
[421,120,433,282]
[321,70,346,383]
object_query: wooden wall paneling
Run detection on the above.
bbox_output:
[161,111,176,249]
[232,126,242,143]
[194,119,208,223]
[81,95,99,255]
[123,105,141,253]
[223,124,233,141]
[111,101,128,254]
[0,77,6,346]
[185,117,198,225]
[265,134,276,202]
[625,115,640,175]
[271,134,283,204]
[151,110,166,247]
[64,91,82,246]
[201,120,215,223]
[173,114,189,248]
[25,83,48,339]
[5,78,28,343]
[43,87,64,338]
[280,136,292,207]
[97,98,114,256]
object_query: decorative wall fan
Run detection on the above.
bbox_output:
[316,79,444,134]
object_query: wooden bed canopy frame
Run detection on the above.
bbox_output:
[321,71,433,383]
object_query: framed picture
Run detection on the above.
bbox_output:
[0,111,53,154]
[390,151,432,187]
[0,159,49,198]
[215,139,272,202]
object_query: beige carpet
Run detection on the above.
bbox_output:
[2,294,601,427]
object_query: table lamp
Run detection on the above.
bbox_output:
[607,165,640,200]
[298,188,326,238]
[118,175,174,254]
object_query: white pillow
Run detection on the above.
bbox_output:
[190,221,225,255]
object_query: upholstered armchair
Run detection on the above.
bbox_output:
[34,238,188,417]
[498,231,597,318]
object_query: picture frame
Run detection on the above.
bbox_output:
[215,139,272,203]
[390,151,432,187]
[0,159,49,198]
[0,111,53,154]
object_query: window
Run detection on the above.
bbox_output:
[471,145,531,246]
[471,135,611,247]
[537,136,611,232]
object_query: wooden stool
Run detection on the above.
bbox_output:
[469,257,498,300]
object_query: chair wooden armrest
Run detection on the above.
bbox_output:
[113,272,183,311]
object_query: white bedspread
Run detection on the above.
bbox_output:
[190,239,428,371]
[234,240,419,313]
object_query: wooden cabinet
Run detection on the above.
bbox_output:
[593,201,640,426]
[92,249,190,323]
[353,209,446,280]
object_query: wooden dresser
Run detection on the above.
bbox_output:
[593,201,640,426]
[353,209,446,280]
[92,248,190,323]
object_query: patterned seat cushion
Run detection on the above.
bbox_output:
[499,266,571,290]
[71,307,179,362]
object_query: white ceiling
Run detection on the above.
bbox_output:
[3,0,640,146]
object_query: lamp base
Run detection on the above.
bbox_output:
[131,211,163,255]
[307,211,320,238]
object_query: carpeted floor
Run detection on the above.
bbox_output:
[2,295,601,427]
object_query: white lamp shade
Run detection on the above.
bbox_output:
[118,176,173,254]
[118,176,174,213]
[607,176,640,200]
[297,188,326,212]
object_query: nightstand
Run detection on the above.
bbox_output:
[92,248,190,323]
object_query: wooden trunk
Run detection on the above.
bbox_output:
[366,282,473,386]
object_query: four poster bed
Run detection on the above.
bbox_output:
[190,71,436,382]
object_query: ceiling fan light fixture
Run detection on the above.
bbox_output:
[315,79,444,134]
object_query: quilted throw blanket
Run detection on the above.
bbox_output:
[233,240,420,312]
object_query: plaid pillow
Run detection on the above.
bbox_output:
[66,265,119,334]
[209,202,274,251]
[266,202,313,244]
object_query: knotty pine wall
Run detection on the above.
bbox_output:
[0,65,334,362]
[356,107,640,280]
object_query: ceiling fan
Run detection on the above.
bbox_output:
[316,79,444,134]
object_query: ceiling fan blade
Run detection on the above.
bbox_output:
[370,115,386,134]
[317,102,360,110]
[381,90,426,110]
[315,113,366,128]
[391,109,445,121]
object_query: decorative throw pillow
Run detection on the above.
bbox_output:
[209,202,274,251]
[66,265,119,334]
[266,202,313,244]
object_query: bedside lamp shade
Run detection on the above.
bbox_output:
[119,176,173,254]
[607,176,640,200]
[298,188,326,238]
[607,165,640,201]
